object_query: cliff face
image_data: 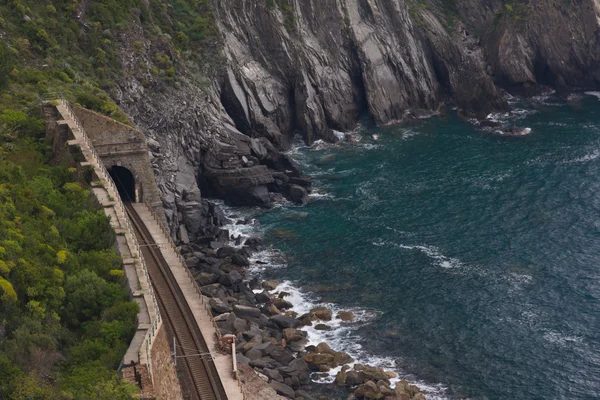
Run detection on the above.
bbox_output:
[112,0,600,237]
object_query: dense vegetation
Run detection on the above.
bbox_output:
[0,0,218,123]
[0,111,139,398]
[0,1,210,397]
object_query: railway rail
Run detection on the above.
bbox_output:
[125,202,227,400]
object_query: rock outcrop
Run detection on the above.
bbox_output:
[112,0,600,232]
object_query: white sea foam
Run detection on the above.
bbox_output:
[263,280,450,399]
[308,189,334,200]
[543,331,583,346]
[571,149,600,163]
[237,220,450,398]
[375,240,463,269]
[584,91,600,100]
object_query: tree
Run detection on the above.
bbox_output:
[0,42,14,91]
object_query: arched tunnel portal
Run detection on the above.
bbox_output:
[109,165,136,203]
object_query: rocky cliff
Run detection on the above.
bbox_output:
[109,0,600,238]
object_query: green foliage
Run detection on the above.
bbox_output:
[0,42,14,90]
[0,129,137,398]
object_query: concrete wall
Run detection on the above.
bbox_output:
[71,105,163,217]
[43,102,183,400]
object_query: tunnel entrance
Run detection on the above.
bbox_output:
[109,166,136,202]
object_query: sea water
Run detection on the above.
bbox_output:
[228,94,600,399]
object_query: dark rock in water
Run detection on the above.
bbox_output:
[315,154,336,165]
[337,311,355,322]
[480,119,501,128]
[270,315,302,329]
[245,237,262,249]
[272,228,297,240]
[287,184,308,204]
[314,323,332,331]
[269,380,295,398]
[310,307,333,321]
[272,172,290,184]
[217,246,237,258]
[288,175,312,188]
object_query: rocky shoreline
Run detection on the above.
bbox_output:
[179,200,428,400]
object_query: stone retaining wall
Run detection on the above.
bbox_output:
[43,101,183,400]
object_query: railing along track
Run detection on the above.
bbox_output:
[125,203,227,400]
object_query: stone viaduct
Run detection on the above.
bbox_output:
[43,99,244,400]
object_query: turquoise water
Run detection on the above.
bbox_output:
[255,95,600,400]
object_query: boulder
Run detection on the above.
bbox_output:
[337,311,355,322]
[315,342,335,355]
[254,341,275,356]
[335,366,349,386]
[282,328,306,342]
[219,270,243,286]
[233,304,262,319]
[346,370,366,386]
[314,323,332,331]
[272,298,293,310]
[288,338,308,352]
[246,347,263,360]
[278,358,309,380]
[354,364,397,381]
[249,357,281,369]
[303,353,335,370]
[236,354,250,365]
[333,351,354,366]
[231,253,250,266]
[209,298,231,314]
[288,184,308,204]
[217,246,237,258]
[269,380,295,398]
[263,368,284,383]
[271,315,301,329]
[263,280,279,291]
[294,389,314,400]
[310,306,333,321]
[255,290,272,304]
[270,346,295,365]
[354,381,383,400]
[200,283,223,298]
[195,272,219,286]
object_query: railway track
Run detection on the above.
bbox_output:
[125,203,227,400]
